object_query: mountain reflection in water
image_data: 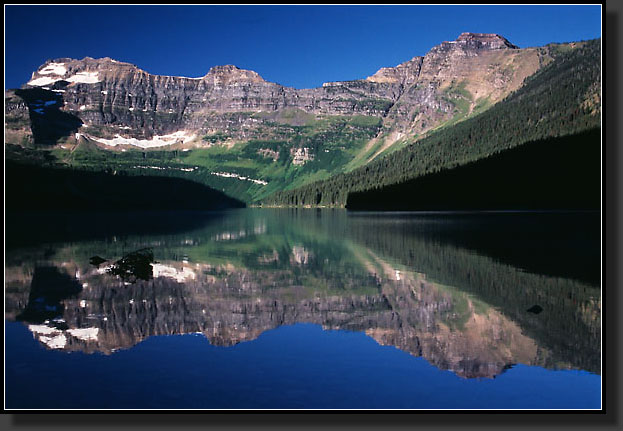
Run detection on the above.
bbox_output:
[5,209,600,380]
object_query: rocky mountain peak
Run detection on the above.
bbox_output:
[366,56,424,85]
[25,57,140,88]
[204,64,266,85]
[453,32,519,50]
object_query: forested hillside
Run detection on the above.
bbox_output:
[5,160,245,211]
[261,39,600,207]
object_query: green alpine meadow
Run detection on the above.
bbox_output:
[5,4,603,412]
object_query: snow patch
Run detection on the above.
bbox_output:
[212,171,268,185]
[28,68,99,87]
[92,130,196,148]
[66,71,100,84]
[38,62,67,76]
[27,76,60,87]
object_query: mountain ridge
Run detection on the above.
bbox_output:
[27,32,519,89]
[5,33,593,205]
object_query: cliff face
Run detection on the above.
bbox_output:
[6,253,567,379]
[20,57,397,141]
[5,206,601,379]
[12,33,544,147]
[5,89,34,146]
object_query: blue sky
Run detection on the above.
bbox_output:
[5,5,602,90]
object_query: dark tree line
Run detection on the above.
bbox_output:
[261,39,601,208]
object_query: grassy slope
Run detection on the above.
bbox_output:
[5,42,591,207]
[261,39,600,207]
[13,113,382,204]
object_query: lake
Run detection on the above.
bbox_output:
[4,209,601,410]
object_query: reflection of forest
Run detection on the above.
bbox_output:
[5,209,600,378]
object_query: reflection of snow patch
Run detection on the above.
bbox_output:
[28,324,60,335]
[96,265,113,274]
[151,263,196,282]
[39,334,67,349]
[67,327,99,341]
[213,230,247,241]
[291,245,311,265]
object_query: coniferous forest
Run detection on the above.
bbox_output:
[261,39,601,208]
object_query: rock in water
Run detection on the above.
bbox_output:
[107,248,154,283]
[89,256,107,266]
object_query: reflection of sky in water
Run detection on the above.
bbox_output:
[5,322,600,409]
[4,210,601,409]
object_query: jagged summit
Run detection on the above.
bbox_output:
[204,64,266,84]
[366,57,424,85]
[365,32,518,85]
[27,32,516,90]
[452,32,519,50]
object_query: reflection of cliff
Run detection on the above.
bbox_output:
[341,221,601,374]
[358,250,542,378]
[6,249,574,379]
[5,210,600,378]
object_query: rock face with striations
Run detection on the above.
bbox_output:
[10,33,547,148]
[5,252,585,379]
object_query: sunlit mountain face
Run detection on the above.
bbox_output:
[5,210,600,380]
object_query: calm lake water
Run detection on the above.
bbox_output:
[4,209,601,410]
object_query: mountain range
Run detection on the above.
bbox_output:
[5,32,601,208]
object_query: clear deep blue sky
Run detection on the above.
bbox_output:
[5,5,601,90]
